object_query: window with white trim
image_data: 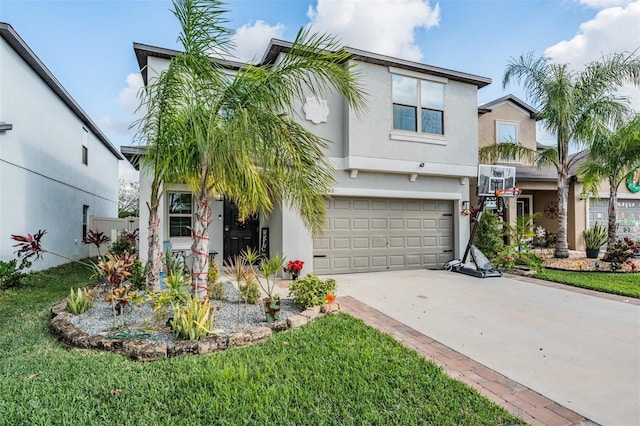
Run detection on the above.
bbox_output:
[496,120,520,162]
[168,192,193,237]
[496,121,519,144]
[392,75,444,135]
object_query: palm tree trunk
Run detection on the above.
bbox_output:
[191,194,212,300]
[606,179,617,252]
[554,171,570,258]
[146,177,163,292]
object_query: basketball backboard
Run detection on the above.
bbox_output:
[477,164,516,197]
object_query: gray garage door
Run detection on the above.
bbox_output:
[589,199,639,241]
[313,197,454,274]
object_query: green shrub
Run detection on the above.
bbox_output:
[154,274,189,311]
[494,245,543,272]
[288,274,337,309]
[239,280,260,304]
[128,260,147,289]
[603,237,639,264]
[109,230,136,255]
[209,282,225,300]
[171,295,214,341]
[474,210,504,260]
[208,261,220,285]
[0,258,31,289]
[67,287,94,315]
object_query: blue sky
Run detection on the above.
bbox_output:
[1,0,639,180]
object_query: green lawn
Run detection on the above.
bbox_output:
[0,262,523,425]
[537,269,640,298]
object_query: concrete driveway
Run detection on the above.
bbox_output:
[323,269,640,426]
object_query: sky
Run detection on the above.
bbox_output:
[1,0,639,182]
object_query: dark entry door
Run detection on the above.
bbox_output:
[223,199,259,261]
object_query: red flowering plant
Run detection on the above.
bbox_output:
[284,259,304,280]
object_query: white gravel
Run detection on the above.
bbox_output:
[68,281,301,345]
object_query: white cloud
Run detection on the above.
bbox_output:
[117,73,144,116]
[545,0,640,110]
[578,0,634,8]
[306,0,440,62]
[231,20,286,62]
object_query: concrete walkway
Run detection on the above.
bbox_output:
[322,269,640,426]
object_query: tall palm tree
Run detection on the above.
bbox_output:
[578,114,640,251]
[480,51,640,258]
[135,0,367,298]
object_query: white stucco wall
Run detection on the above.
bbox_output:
[0,37,119,270]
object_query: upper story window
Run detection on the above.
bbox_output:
[81,127,89,165]
[392,75,444,135]
[496,120,520,162]
[168,192,193,238]
[496,121,519,144]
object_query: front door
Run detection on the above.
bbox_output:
[223,199,259,261]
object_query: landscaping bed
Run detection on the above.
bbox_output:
[538,249,639,272]
[50,282,338,361]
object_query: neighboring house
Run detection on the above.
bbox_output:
[475,94,640,251]
[123,40,491,274]
[0,23,123,270]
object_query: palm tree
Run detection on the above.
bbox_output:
[480,51,640,258]
[578,114,640,251]
[135,0,367,298]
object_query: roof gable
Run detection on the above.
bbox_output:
[478,94,539,119]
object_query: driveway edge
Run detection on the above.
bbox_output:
[340,295,599,426]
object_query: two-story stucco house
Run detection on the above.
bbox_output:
[0,23,122,270]
[475,94,639,251]
[124,40,491,275]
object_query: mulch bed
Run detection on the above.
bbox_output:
[538,249,639,272]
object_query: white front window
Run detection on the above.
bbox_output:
[168,192,193,238]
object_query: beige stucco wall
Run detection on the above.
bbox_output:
[478,102,537,153]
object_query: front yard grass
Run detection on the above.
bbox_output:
[537,269,640,298]
[0,262,523,425]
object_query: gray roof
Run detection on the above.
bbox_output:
[120,145,146,171]
[478,94,539,119]
[503,150,589,182]
[0,22,123,160]
[133,39,492,89]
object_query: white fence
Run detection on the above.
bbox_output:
[88,216,139,257]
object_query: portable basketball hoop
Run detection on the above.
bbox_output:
[446,164,519,278]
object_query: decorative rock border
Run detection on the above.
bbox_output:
[50,300,340,361]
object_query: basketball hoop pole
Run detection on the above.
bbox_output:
[461,197,486,264]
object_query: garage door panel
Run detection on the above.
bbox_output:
[313,257,330,270]
[406,218,421,229]
[353,200,370,210]
[333,257,350,269]
[352,218,369,230]
[389,237,405,248]
[372,237,387,248]
[371,256,387,267]
[333,237,350,249]
[314,197,454,273]
[371,218,387,229]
